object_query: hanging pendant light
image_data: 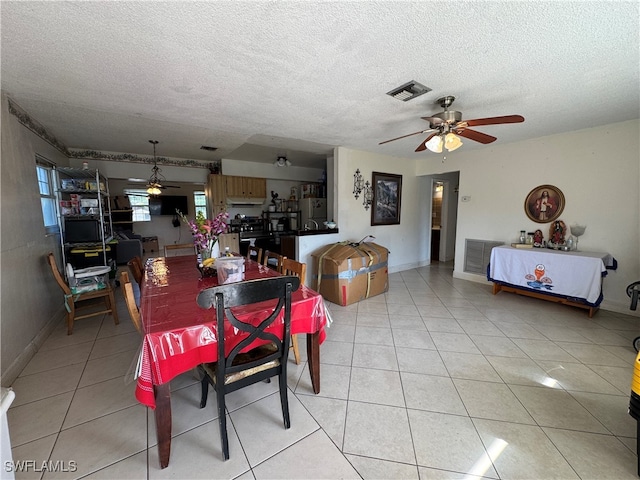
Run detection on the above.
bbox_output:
[147,140,164,195]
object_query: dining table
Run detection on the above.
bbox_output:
[133,254,328,469]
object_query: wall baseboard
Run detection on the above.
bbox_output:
[1,310,63,387]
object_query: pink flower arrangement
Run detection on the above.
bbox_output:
[177,210,228,252]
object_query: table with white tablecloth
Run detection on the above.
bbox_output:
[488,245,616,316]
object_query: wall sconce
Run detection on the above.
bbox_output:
[353,169,364,199]
[362,181,373,210]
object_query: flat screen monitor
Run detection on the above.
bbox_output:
[64,218,102,243]
[149,195,188,216]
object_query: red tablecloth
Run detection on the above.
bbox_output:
[134,255,327,408]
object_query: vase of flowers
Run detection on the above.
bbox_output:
[177,210,229,275]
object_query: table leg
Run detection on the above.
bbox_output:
[307,331,321,394]
[154,383,172,469]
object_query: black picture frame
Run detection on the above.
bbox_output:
[371,172,402,225]
[524,184,565,223]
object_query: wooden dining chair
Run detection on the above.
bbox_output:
[197,275,301,461]
[119,271,142,334]
[127,255,144,287]
[47,252,119,335]
[218,233,240,255]
[262,250,286,272]
[163,243,196,257]
[246,246,263,264]
[281,258,307,365]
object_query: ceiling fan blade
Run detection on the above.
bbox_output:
[379,130,432,145]
[420,116,445,125]
[464,115,525,127]
[454,128,497,144]
[415,132,439,152]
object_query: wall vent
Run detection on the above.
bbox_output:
[386,81,432,102]
[200,145,218,151]
[464,239,504,275]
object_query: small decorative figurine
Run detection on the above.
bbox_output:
[533,229,544,247]
[549,220,567,245]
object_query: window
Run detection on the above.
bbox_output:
[194,191,207,218]
[124,189,151,222]
[36,161,58,233]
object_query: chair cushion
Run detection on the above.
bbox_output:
[203,342,280,385]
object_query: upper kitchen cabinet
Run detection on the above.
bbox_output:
[206,174,227,216]
[225,176,266,199]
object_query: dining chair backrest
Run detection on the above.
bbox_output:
[47,251,72,296]
[262,250,286,273]
[47,252,119,335]
[197,275,301,460]
[197,276,300,369]
[218,233,240,256]
[246,246,263,264]
[164,243,196,257]
[120,270,142,334]
[127,255,144,286]
[282,258,306,284]
[280,258,306,365]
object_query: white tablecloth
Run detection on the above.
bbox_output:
[488,246,614,306]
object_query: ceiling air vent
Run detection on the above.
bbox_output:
[200,145,218,151]
[386,81,431,102]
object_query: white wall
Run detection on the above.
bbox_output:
[1,94,70,385]
[334,147,430,272]
[416,119,640,314]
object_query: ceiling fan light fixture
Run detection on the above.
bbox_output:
[425,135,443,153]
[147,140,166,194]
[274,156,291,167]
[146,185,161,195]
[444,132,463,152]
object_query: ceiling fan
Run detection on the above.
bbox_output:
[128,140,181,194]
[379,96,525,153]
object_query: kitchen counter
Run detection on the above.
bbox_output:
[237,228,338,239]
[296,228,339,236]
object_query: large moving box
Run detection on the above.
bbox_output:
[312,242,389,306]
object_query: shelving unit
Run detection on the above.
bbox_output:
[54,167,113,271]
[111,209,133,231]
[265,210,301,231]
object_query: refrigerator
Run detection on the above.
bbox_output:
[299,198,327,228]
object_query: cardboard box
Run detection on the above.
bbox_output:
[311,242,389,306]
[142,236,159,253]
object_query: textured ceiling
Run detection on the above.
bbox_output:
[2,1,638,170]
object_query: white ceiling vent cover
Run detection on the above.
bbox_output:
[387,81,432,101]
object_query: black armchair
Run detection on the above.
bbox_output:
[115,230,143,265]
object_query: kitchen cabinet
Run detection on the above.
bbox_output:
[206,174,227,216]
[280,235,296,260]
[225,176,266,199]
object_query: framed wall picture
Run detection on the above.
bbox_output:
[524,184,565,223]
[371,172,402,225]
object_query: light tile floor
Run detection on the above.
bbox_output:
[7,262,640,479]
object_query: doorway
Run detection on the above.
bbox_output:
[428,171,459,263]
[431,181,444,261]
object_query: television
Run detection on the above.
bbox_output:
[149,195,188,216]
[64,218,102,243]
